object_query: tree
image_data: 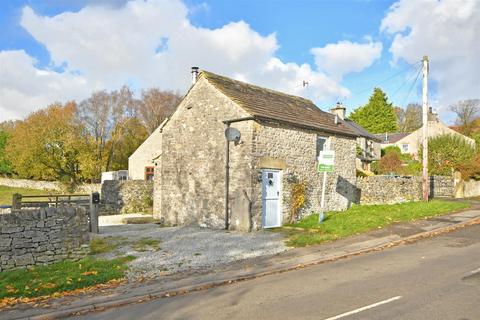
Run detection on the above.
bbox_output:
[137,88,180,134]
[0,129,12,175]
[349,88,398,134]
[400,103,422,132]
[6,102,86,187]
[77,86,136,179]
[449,99,480,135]
[108,118,149,171]
[394,107,405,130]
[421,134,476,175]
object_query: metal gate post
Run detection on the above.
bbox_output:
[89,192,100,234]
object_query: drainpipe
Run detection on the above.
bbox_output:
[224,122,231,230]
[222,116,255,230]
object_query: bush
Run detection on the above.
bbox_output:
[381,145,412,161]
[289,181,307,223]
[401,161,422,176]
[421,134,476,175]
[378,152,402,174]
[458,155,480,180]
[370,161,380,174]
[381,145,401,157]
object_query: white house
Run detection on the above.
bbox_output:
[128,125,163,180]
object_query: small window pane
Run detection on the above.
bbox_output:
[316,137,327,157]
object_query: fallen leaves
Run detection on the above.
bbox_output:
[0,279,126,309]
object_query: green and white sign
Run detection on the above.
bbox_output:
[317,150,335,172]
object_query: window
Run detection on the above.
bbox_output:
[401,143,409,153]
[316,136,327,158]
[145,166,155,181]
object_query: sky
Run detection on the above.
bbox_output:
[0,0,479,123]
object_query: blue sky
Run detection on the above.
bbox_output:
[1,0,478,122]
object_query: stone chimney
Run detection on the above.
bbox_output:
[330,102,346,120]
[191,66,199,84]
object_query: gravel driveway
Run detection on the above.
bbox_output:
[94,220,288,280]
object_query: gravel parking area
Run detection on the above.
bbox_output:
[94,222,288,280]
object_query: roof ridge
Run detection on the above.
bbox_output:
[200,70,316,105]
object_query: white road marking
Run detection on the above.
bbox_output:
[469,267,480,274]
[323,296,402,320]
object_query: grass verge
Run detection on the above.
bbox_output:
[0,186,59,206]
[0,256,135,299]
[282,200,470,247]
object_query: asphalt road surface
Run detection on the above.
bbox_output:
[71,224,480,320]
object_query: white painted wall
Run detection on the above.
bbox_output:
[128,128,162,180]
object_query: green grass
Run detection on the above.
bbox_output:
[89,236,129,255]
[0,256,135,299]
[133,238,160,252]
[0,186,59,206]
[282,200,470,247]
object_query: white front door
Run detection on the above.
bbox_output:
[262,169,282,228]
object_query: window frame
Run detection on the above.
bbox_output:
[145,166,155,181]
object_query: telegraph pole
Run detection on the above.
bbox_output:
[422,56,429,201]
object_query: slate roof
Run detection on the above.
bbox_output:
[373,132,410,143]
[200,71,358,137]
[343,119,381,141]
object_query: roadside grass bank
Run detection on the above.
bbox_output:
[0,186,59,206]
[281,200,470,247]
[0,256,135,300]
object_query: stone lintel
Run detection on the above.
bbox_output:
[259,157,286,170]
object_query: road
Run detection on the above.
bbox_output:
[71,224,480,320]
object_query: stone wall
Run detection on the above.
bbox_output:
[101,180,153,214]
[357,176,422,205]
[357,175,454,205]
[0,177,101,194]
[0,207,90,272]
[430,175,454,197]
[454,178,480,198]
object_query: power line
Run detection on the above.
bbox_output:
[347,60,422,98]
[390,64,423,100]
[401,65,423,106]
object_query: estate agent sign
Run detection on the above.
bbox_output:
[317,150,335,172]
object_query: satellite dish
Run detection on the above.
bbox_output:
[225,127,241,142]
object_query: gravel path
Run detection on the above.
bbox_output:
[94,223,288,280]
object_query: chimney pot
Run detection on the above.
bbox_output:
[191,66,199,84]
[330,102,346,120]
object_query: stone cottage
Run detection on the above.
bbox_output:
[154,70,359,231]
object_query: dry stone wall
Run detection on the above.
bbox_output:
[357,175,454,205]
[0,207,90,272]
[101,180,153,214]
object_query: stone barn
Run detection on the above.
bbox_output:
[154,70,359,231]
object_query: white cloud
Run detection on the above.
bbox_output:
[310,40,383,81]
[1,0,382,120]
[381,0,480,111]
[0,50,91,122]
